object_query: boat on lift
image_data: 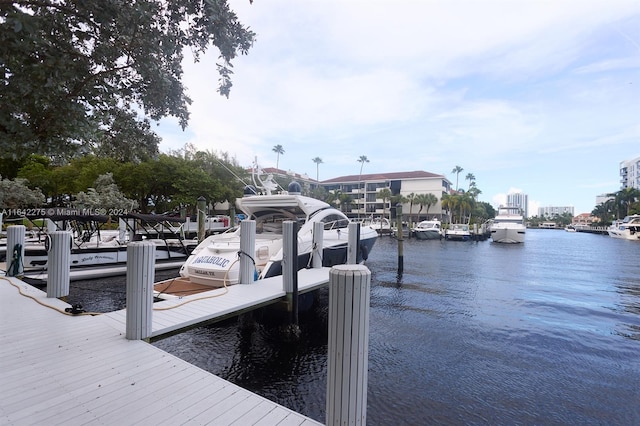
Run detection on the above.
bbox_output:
[177,162,378,287]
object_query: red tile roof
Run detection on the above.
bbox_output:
[322,170,445,183]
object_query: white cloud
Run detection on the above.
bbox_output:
[156,0,640,215]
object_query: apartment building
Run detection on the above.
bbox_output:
[538,205,575,218]
[322,171,452,220]
[620,156,640,190]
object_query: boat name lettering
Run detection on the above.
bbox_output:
[194,269,217,276]
[192,255,230,267]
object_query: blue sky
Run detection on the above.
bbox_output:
[155,0,640,216]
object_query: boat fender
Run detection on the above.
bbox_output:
[360,244,369,261]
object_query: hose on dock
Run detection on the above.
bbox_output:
[0,276,102,316]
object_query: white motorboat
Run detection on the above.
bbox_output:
[607,214,640,241]
[490,205,526,243]
[178,166,378,287]
[445,223,471,241]
[365,217,392,235]
[5,213,196,282]
[412,219,442,240]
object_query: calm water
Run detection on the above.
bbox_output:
[68,229,640,425]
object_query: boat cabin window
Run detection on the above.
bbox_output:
[321,214,350,231]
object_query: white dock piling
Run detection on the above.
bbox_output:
[6,225,26,277]
[239,220,256,284]
[326,264,371,425]
[312,222,324,268]
[197,196,206,243]
[282,221,298,293]
[282,221,299,328]
[46,231,71,298]
[347,222,360,264]
[126,241,156,340]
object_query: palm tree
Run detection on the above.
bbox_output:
[416,193,438,220]
[312,157,323,182]
[357,155,369,218]
[465,172,475,190]
[391,194,408,230]
[377,188,392,224]
[272,144,285,169]
[338,192,353,213]
[407,192,416,229]
[459,192,475,224]
[451,165,464,191]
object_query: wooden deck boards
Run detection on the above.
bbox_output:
[103,267,331,338]
[0,276,324,425]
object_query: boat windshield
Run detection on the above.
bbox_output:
[253,209,305,234]
[319,213,350,231]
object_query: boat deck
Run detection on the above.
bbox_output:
[0,275,323,425]
[103,267,332,339]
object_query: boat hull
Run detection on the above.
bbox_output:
[181,230,378,287]
[414,230,442,240]
[607,229,640,240]
[491,227,526,244]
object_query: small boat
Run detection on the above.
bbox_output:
[607,214,640,241]
[491,206,526,243]
[565,225,576,232]
[175,163,378,287]
[445,223,471,241]
[412,219,442,240]
[6,213,196,282]
[365,217,392,235]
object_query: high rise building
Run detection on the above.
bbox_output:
[507,192,528,218]
[620,156,640,190]
[538,206,575,218]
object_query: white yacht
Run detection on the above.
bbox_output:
[412,219,442,240]
[490,206,526,243]
[445,223,471,241]
[178,165,378,287]
[607,214,640,241]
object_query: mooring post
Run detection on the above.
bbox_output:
[125,241,156,340]
[46,231,71,298]
[239,220,256,284]
[326,264,371,425]
[347,222,360,264]
[179,205,187,239]
[282,221,299,326]
[197,196,206,243]
[396,203,404,275]
[6,225,26,277]
[312,222,324,268]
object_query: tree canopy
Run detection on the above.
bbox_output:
[0,0,255,160]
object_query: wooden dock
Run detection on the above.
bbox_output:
[103,267,332,339]
[0,275,324,425]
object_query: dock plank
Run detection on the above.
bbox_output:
[101,267,331,338]
[0,276,323,426]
